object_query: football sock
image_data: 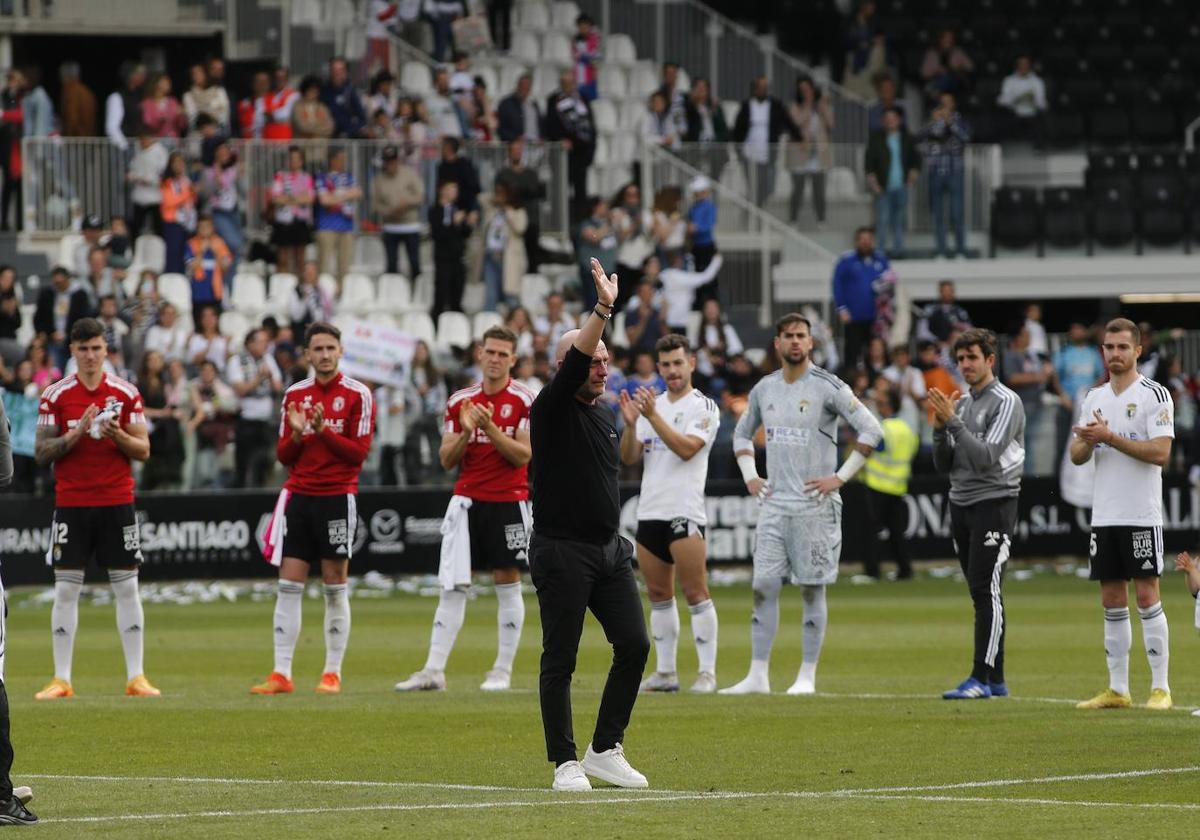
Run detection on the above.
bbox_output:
[492,582,525,673]
[1138,602,1170,692]
[801,585,827,667]
[650,598,679,673]
[689,599,718,674]
[51,569,84,683]
[323,583,351,676]
[272,580,304,680]
[750,576,783,663]
[424,588,468,672]
[1103,606,1132,696]
[109,570,144,681]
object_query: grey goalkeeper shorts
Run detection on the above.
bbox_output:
[753,499,843,585]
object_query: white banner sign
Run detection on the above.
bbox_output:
[338,318,419,388]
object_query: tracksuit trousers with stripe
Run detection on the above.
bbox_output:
[949,497,1018,684]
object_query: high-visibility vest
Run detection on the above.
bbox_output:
[863,417,919,496]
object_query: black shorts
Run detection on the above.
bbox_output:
[467,500,531,571]
[1089,525,1164,581]
[281,493,358,566]
[47,504,143,569]
[271,219,312,247]
[635,518,705,565]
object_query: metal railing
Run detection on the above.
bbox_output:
[579,0,870,143]
[641,142,834,327]
[0,0,224,24]
[21,136,571,239]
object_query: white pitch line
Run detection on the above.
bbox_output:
[823,765,1200,796]
[863,793,1200,812]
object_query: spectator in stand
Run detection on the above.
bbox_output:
[28,334,61,393]
[576,196,617,310]
[227,327,284,488]
[920,28,973,101]
[866,71,905,133]
[426,68,466,140]
[124,269,161,356]
[842,0,888,100]
[184,215,232,314]
[545,69,596,218]
[643,251,724,332]
[126,127,167,237]
[1024,302,1048,360]
[865,107,920,258]
[572,14,602,101]
[0,267,20,368]
[32,266,88,371]
[863,335,889,382]
[238,71,270,139]
[449,51,476,99]
[916,280,971,344]
[467,78,498,141]
[289,261,335,339]
[404,339,449,484]
[881,343,926,432]
[651,186,686,264]
[430,179,471,318]
[138,349,186,490]
[832,226,890,371]
[374,144,425,278]
[504,305,536,356]
[657,62,687,133]
[314,146,362,285]
[488,0,514,52]
[396,96,431,158]
[105,61,147,152]
[204,57,234,135]
[322,57,367,138]
[1003,322,1055,476]
[787,76,834,226]
[435,136,481,213]
[141,72,186,139]
[144,301,189,363]
[426,0,467,63]
[376,372,412,486]
[996,54,1046,147]
[367,1,399,76]
[187,303,230,374]
[367,70,399,120]
[97,295,129,356]
[533,292,575,348]
[72,214,105,277]
[199,140,243,280]
[733,75,799,206]
[290,75,334,141]
[260,66,298,142]
[687,175,717,273]
[612,182,653,294]
[497,73,543,142]
[642,91,680,150]
[22,66,52,141]
[683,78,729,166]
[183,63,230,138]
[371,109,399,144]
[622,349,666,399]
[59,61,97,137]
[920,92,971,260]
[624,279,669,354]
[0,69,22,232]
[1053,320,1105,451]
[497,137,545,272]
[187,358,237,488]
[481,178,527,312]
[269,145,316,275]
[160,151,197,274]
[83,245,125,311]
[695,297,742,387]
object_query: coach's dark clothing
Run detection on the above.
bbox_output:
[950,497,1017,684]
[529,342,649,765]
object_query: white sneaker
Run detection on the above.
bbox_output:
[639,671,680,692]
[718,672,770,695]
[393,668,446,692]
[690,672,717,694]
[787,662,818,695]
[552,760,592,792]
[582,743,648,789]
[480,668,512,691]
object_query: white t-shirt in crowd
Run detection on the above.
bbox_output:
[743,98,772,164]
[635,388,720,524]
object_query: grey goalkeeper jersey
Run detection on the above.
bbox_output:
[734,365,883,514]
[932,378,1025,505]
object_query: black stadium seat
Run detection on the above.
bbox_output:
[1084,43,1125,75]
[1087,152,1133,196]
[1139,183,1187,250]
[1088,107,1131,146]
[1090,185,1137,250]
[1133,107,1177,147]
[1042,187,1088,249]
[990,187,1041,256]
[1060,77,1105,109]
[1046,105,1085,148]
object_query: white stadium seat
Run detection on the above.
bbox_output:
[291,0,321,26]
[366,312,397,330]
[591,98,618,135]
[266,272,297,315]
[592,136,611,167]
[610,311,628,347]
[610,133,638,165]
[318,272,339,301]
[400,62,433,97]
[542,32,574,65]
[512,31,541,64]
[516,1,550,32]
[16,304,34,347]
[628,64,659,99]
[472,310,503,337]
[685,310,703,346]
[157,273,192,313]
[499,64,532,96]
[620,100,647,133]
[476,65,499,96]
[401,311,436,346]
[597,66,627,100]
[520,273,552,315]
[377,273,412,313]
[532,65,563,100]
[606,34,638,67]
[340,273,376,313]
[550,1,580,32]
[134,235,166,273]
[436,311,472,351]
[351,237,386,275]
[57,233,82,274]
[219,310,251,347]
[411,273,434,309]
[230,273,267,313]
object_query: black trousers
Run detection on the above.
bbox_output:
[233,418,276,489]
[383,231,421,278]
[790,171,827,222]
[488,0,513,51]
[432,259,465,318]
[949,497,1017,684]
[530,532,649,765]
[567,151,592,221]
[842,319,873,374]
[864,487,911,579]
[0,594,12,801]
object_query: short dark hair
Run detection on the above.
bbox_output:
[304,321,341,347]
[70,317,105,344]
[244,327,265,347]
[883,387,902,415]
[855,225,875,238]
[654,333,690,359]
[1105,317,1140,345]
[481,325,519,351]
[953,328,997,359]
[775,312,812,336]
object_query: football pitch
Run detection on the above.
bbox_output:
[5,568,1200,837]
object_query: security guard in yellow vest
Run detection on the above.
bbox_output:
[863,387,920,579]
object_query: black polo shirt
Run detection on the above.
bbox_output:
[529,344,620,543]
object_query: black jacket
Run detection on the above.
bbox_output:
[864,128,922,188]
[683,99,730,142]
[732,96,798,144]
[34,285,93,338]
[545,90,595,162]
[497,94,542,143]
[429,203,473,264]
[436,156,482,214]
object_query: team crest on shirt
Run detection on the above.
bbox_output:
[1126,403,1138,418]
[847,398,861,413]
[698,417,712,430]
[798,400,809,413]
[332,396,345,412]
[674,413,683,425]
[1157,408,1171,427]
[500,403,513,419]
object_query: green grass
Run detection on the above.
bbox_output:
[5,568,1200,837]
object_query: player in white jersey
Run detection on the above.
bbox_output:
[1070,318,1174,711]
[619,334,721,694]
[721,313,883,696]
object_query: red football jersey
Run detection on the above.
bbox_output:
[37,373,146,508]
[444,378,533,502]
[276,372,375,495]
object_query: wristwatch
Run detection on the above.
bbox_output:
[593,303,613,321]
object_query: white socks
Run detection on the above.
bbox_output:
[424,588,468,672]
[1138,602,1170,693]
[689,599,718,675]
[51,569,84,683]
[323,584,351,676]
[1103,606,1132,696]
[801,585,828,667]
[650,598,680,673]
[273,580,304,679]
[749,576,783,662]
[109,570,145,681]
[493,582,525,673]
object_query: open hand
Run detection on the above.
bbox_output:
[469,401,494,431]
[747,476,769,502]
[311,402,326,434]
[928,387,960,428]
[805,475,845,498]
[71,404,99,440]
[99,416,122,440]
[1176,551,1195,573]
[590,257,618,307]
[286,402,308,435]
[618,390,641,426]
[1072,410,1110,446]
[635,386,657,418]
[460,398,480,433]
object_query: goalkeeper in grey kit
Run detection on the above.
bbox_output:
[721,313,882,696]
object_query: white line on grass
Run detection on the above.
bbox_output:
[823,765,1200,795]
[864,793,1200,812]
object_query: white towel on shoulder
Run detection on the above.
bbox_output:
[439,495,474,590]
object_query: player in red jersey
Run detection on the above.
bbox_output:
[395,325,534,693]
[33,318,158,700]
[252,322,374,695]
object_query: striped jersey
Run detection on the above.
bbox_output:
[276,371,375,495]
[1078,375,1173,527]
[635,389,719,524]
[444,378,535,502]
[37,373,146,507]
[932,378,1025,506]
[734,365,884,513]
